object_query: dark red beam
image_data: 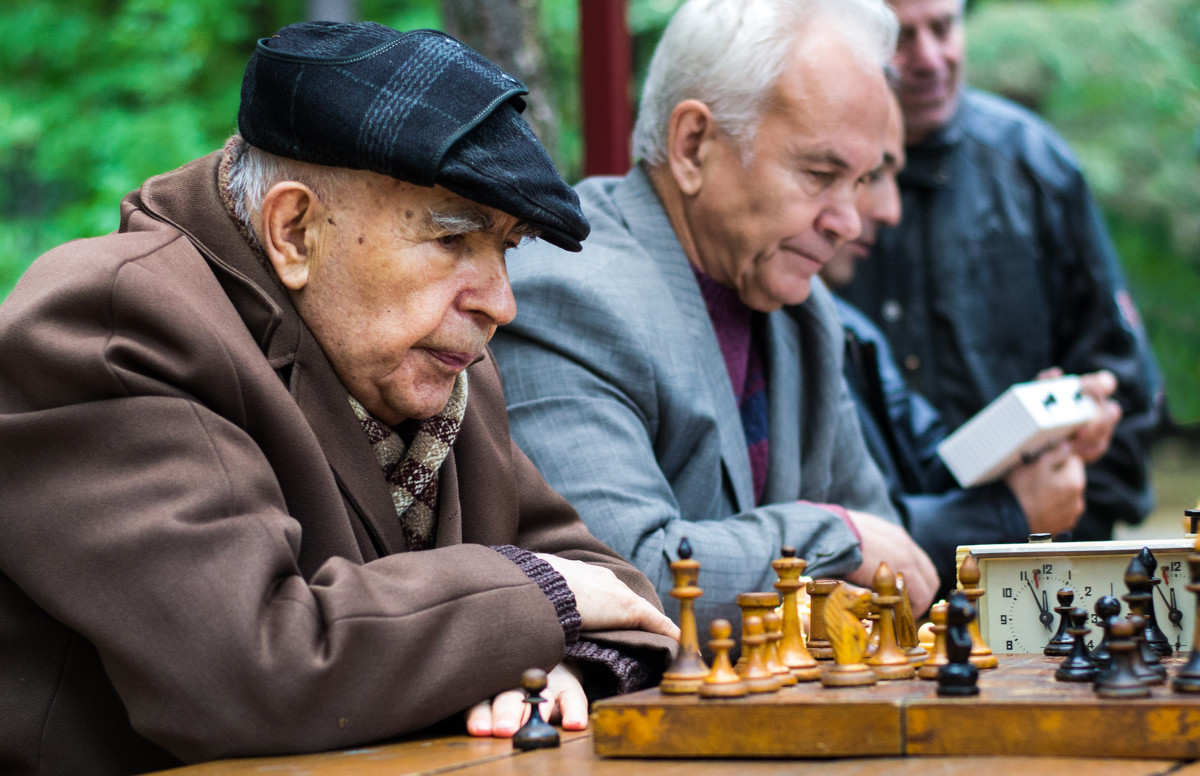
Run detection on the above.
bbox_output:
[580,0,632,176]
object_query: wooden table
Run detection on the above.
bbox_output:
[149,655,1200,775]
[148,730,1199,776]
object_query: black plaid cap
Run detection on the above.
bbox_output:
[238,21,589,251]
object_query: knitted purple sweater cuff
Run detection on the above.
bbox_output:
[492,545,581,647]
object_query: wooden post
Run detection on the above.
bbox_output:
[580,0,632,176]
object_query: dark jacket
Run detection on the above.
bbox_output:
[836,295,1028,600]
[841,88,1161,540]
[0,153,672,776]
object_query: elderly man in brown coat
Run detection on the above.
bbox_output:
[0,22,677,776]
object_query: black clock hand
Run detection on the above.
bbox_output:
[1160,586,1184,630]
[1026,578,1054,631]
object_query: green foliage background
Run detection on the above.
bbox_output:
[2,0,1198,421]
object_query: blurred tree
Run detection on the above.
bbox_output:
[3,0,1196,425]
[966,0,1200,422]
[440,0,564,169]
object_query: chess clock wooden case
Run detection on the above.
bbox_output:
[957,537,1195,654]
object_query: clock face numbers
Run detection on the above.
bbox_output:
[1152,557,1188,652]
[976,546,1195,654]
[993,561,1096,653]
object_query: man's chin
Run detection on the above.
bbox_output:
[750,281,814,312]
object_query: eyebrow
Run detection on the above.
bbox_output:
[427,206,494,234]
[426,206,541,241]
[796,150,852,171]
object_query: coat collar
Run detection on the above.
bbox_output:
[899,91,971,191]
[132,151,417,556]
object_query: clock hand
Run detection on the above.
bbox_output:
[1026,577,1054,631]
[1040,589,1054,630]
[1160,586,1184,630]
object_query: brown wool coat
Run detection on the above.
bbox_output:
[0,153,672,776]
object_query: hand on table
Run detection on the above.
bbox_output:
[534,553,680,641]
[465,662,587,737]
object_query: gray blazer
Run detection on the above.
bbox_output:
[492,166,897,630]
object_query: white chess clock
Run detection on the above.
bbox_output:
[956,535,1196,654]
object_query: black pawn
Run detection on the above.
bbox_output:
[1089,595,1121,670]
[512,668,560,750]
[1127,613,1166,684]
[937,591,980,697]
[1043,587,1075,657]
[1137,547,1173,656]
[1123,554,1170,672]
[1094,617,1151,698]
[1055,607,1098,682]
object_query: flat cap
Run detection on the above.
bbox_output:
[239,21,588,251]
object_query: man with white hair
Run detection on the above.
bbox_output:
[0,22,677,776]
[492,0,938,637]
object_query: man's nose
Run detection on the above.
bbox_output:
[875,181,902,229]
[817,190,863,247]
[470,254,517,326]
[906,27,941,71]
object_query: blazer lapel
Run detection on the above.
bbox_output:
[762,310,803,504]
[613,167,755,513]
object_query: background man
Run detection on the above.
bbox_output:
[0,22,677,776]
[491,0,938,638]
[821,90,1124,599]
[840,0,1161,540]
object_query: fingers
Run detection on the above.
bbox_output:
[625,597,682,641]
[482,689,529,738]
[1036,366,1064,381]
[1006,444,1086,536]
[465,700,494,737]
[844,510,938,616]
[1035,440,1074,468]
[535,554,681,641]
[1077,369,1118,401]
[465,690,529,737]
[545,663,589,730]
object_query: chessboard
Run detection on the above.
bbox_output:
[591,653,1200,759]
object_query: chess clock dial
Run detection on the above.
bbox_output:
[957,537,1195,654]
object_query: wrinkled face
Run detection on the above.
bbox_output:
[890,0,966,144]
[686,31,890,312]
[820,94,906,290]
[292,174,524,425]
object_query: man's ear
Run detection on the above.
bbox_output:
[260,182,325,291]
[665,99,717,197]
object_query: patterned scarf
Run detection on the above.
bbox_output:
[348,372,469,551]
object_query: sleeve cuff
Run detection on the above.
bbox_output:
[490,545,581,648]
[565,640,656,697]
[799,500,861,541]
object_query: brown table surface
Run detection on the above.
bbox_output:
[148,728,1197,776]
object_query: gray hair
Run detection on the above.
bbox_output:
[631,0,898,166]
[225,136,357,249]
